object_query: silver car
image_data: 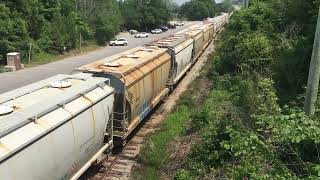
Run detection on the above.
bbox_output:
[151,29,162,34]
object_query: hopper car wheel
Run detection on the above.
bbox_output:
[114,137,127,149]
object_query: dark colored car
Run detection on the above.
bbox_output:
[167,23,176,29]
[159,26,169,32]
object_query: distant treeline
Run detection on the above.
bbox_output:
[0,0,173,64]
[179,0,234,20]
[0,0,230,65]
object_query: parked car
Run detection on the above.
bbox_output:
[159,26,169,32]
[129,30,138,34]
[134,32,149,38]
[109,38,128,46]
[151,29,162,34]
[167,23,176,29]
[174,21,185,26]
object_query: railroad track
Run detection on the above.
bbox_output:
[81,39,215,180]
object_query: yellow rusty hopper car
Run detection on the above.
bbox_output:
[76,47,171,145]
[197,23,215,45]
[206,23,215,41]
[147,34,194,87]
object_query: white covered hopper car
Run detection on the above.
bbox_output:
[0,73,114,180]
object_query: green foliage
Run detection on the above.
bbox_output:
[179,1,320,179]
[214,0,320,101]
[92,0,122,45]
[183,82,295,179]
[232,76,281,116]
[119,0,170,31]
[216,0,234,13]
[0,0,123,64]
[0,3,29,64]
[175,169,192,180]
[179,0,217,21]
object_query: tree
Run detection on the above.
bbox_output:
[91,0,122,45]
[179,0,218,20]
[216,0,234,13]
[120,0,170,31]
[0,3,29,64]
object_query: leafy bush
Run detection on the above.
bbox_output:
[176,0,320,179]
[182,76,296,179]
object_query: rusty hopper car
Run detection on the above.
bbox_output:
[200,23,215,42]
[207,23,215,41]
[0,73,114,180]
[193,24,211,47]
[176,27,205,64]
[76,47,171,145]
[147,34,194,86]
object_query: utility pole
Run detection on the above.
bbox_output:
[79,33,82,53]
[304,6,320,116]
[28,43,32,64]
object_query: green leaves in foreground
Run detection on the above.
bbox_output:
[178,88,295,179]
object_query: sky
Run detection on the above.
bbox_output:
[174,0,224,5]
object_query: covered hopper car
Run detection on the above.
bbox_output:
[0,73,114,180]
[76,46,171,145]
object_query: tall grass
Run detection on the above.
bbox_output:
[136,106,190,180]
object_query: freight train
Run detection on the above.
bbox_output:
[0,13,229,180]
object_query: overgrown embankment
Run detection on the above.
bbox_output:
[136,0,320,179]
[175,0,320,179]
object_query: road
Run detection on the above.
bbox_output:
[0,21,200,93]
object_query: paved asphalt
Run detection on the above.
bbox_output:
[0,22,200,93]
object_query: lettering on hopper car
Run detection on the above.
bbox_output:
[0,14,229,180]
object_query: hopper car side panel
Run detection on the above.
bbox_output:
[208,24,215,41]
[170,42,194,85]
[146,35,194,87]
[203,28,210,46]
[193,33,205,63]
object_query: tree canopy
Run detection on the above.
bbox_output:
[119,0,171,31]
[179,0,234,20]
[0,0,171,65]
